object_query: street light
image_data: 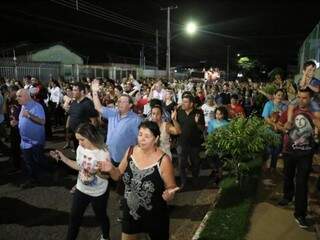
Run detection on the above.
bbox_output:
[185,22,197,35]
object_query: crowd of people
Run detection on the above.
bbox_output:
[0,60,319,239]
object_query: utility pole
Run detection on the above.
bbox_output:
[140,44,145,69]
[161,5,177,81]
[227,45,230,81]
[13,49,18,80]
[156,29,159,78]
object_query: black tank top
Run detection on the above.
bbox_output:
[122,153,167,221]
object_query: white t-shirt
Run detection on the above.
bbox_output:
[152,89,166,101]
[76,145,109,197]
[49,86,62,104]
[201,103,216,127]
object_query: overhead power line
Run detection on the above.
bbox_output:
[1,9,155,48]
[50,0,159,35]
[78,0,153,31]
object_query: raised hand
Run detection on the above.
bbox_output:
[91,79,101,93]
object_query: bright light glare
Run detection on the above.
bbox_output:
[186,22,197,35]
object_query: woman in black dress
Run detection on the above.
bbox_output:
[97,121,179,240]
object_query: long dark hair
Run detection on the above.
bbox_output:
[214,106,229,121]
[76,123,106,150]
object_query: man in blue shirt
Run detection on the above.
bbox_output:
[92,79,141,222]
[91,79,141,166]
[15,89,46,188]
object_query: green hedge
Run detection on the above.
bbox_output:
[199,158,262,240]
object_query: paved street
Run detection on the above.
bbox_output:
[0,128,217,240]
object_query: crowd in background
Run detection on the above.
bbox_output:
[0,59,319,238]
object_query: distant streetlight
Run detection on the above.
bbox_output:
[185,22,197,35]
[237,53,241,57]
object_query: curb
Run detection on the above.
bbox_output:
[315,223,320,240]
[310,205,320,240]
[192,188,222,240]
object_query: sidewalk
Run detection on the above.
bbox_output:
[246,158,319,240]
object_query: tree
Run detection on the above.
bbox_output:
[237,57,256,73]
[237,56,266,81]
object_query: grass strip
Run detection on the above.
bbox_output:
[199,158,262,240]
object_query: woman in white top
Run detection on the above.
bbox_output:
[48,80,63,127]
[62,86,74,149]
[149,81,167,101]
[150,105,181,160]
[50,123,111,240]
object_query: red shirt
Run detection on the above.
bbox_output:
[134,98,148,115]
[227,104,245,118]
[279,107,314,125]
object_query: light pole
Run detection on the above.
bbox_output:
[13,49,18,80]
[161,5,177,81]
[227,45,230,81]
[155,29,159,78]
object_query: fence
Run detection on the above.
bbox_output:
[0,61,61,84]
[0,61,188,83]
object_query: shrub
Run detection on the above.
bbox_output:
[204,116,280,186]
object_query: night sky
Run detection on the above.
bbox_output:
[1,0,320,71]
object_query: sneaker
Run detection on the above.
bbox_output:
[295,216,309,229]
[278,198,292,206]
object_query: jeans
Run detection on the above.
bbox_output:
[67,189,110,240]
[282,153,313,217]
[178,145,201,185]
[21,144,46,181]
[267,144,282,169]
